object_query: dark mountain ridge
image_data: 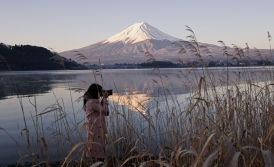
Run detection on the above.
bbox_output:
[0,43,86,70]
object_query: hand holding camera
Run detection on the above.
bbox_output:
[101,89,112,98]
[102,91,109,98]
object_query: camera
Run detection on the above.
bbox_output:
[101,89,113,96]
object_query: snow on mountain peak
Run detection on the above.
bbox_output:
[103,22,180,44]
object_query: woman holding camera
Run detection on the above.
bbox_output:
[83,83,109,161]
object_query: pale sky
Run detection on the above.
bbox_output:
[1,1,273,52]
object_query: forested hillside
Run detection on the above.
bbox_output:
[0,43,86,70]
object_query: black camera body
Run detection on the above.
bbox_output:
[101,89,113,96]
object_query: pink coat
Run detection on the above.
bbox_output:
[85,98,108,159]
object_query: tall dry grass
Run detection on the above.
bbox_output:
[0,27,274,167]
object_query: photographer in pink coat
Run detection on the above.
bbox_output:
[83,83,110,162]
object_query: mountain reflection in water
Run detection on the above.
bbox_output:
[109,92,151,114]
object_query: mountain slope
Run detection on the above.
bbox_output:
[59,22,271,65]
[60,22,183,64]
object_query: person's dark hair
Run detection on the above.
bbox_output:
[83,83,102,106]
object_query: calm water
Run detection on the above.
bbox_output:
[0,67,272,165]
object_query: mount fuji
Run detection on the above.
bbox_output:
[103,22,180,44]
[59,22,186,64]
[59,22,269,65]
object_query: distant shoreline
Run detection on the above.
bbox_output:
[1,65,274,72]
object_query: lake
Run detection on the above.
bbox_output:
[0,67,272,165]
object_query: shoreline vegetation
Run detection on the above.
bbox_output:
[1,27,274,166]
[0,43,273,71]
[0,43,86,71]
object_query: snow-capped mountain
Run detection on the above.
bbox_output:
[103,22,180,44]
[59,22,185,64]
[59,22,269,65]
